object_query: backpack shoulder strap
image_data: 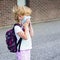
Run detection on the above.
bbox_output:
[14,23,22,27]
[17,38,22,52]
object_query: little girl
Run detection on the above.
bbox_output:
[13,6,34,60]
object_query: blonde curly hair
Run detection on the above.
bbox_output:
[13,5,32,22]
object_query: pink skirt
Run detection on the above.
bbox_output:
[16,50,31,60]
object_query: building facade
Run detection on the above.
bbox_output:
[0,0,60,27]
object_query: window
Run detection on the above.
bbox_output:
[17,0,26,6]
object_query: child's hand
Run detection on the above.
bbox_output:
[23,19,30,27]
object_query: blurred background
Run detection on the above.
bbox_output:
[0,0,60,27]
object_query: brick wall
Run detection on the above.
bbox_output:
[0,0,60,27]
[0,0,17,27]
[29,0,60,22]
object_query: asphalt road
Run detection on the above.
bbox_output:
[0,20,60,60]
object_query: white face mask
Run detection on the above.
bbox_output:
[22,16,31,24]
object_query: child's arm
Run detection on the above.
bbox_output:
[29,21,34,37]
[17,23,28,40]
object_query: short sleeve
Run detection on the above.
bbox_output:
[14,25,23,33]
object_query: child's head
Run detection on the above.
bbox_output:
[13,5,25,22]
[12,5,32,22]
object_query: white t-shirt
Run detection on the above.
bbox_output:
[14,25,32,50]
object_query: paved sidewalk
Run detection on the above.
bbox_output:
[0,20,60,60]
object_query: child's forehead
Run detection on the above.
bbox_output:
[17,11,25,16]
[18,14,25,17]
